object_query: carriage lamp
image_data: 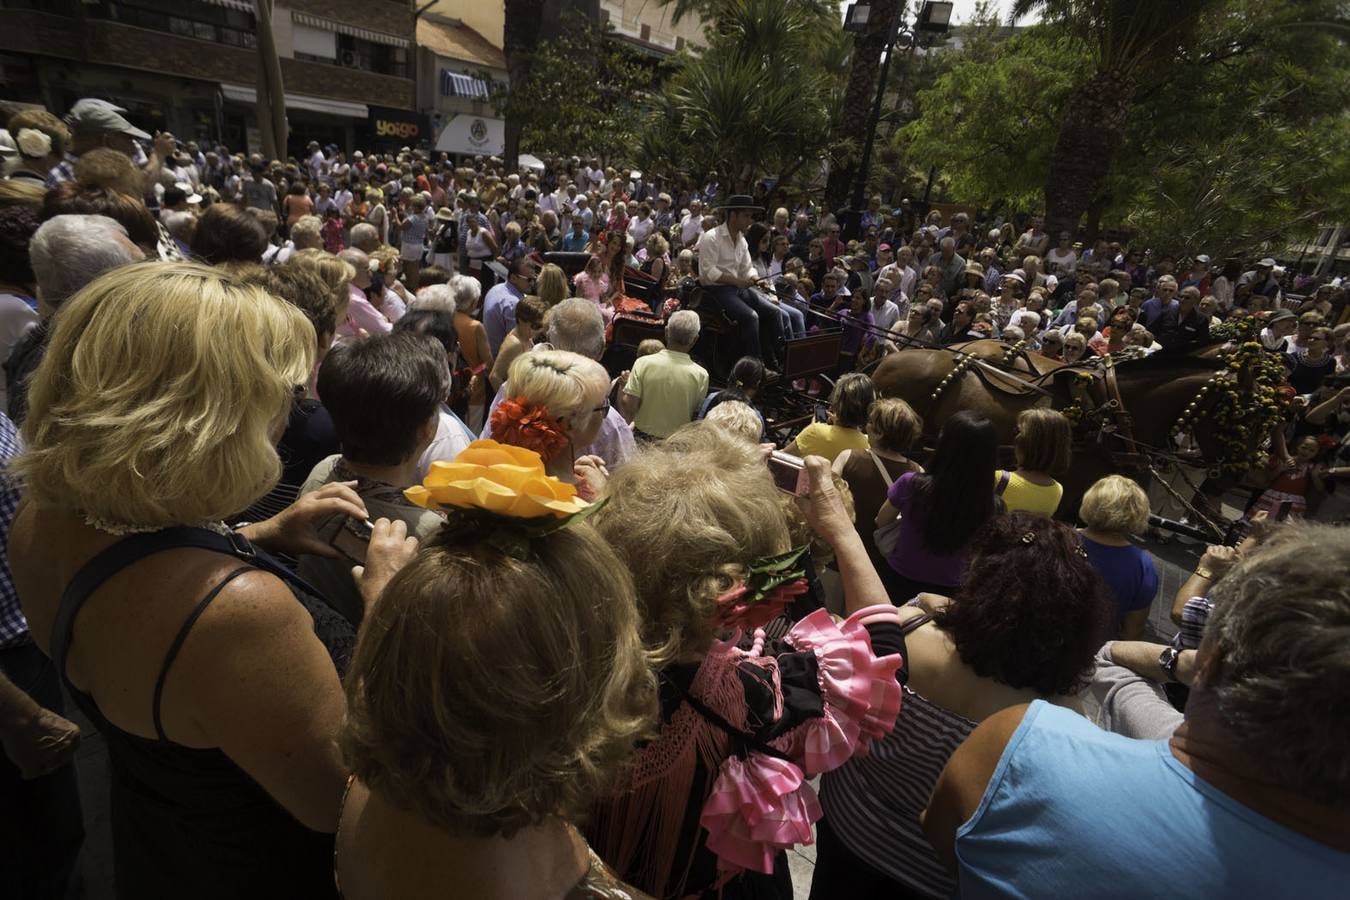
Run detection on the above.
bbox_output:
[916,1,954,33]
[843,3,872,33]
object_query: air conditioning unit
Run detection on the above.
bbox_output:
[340,49,358,67]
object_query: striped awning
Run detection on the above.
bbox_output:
[292,11,410,48]
[440,70,491,99]
[201,0,255,12]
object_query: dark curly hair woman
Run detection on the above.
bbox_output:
[811,512,1110,900]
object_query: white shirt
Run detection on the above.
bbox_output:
[697,224,754,286]
[871,298,901,334]
[1046,247,1078,276]
[628,215,654,246]
[680,213,704,248]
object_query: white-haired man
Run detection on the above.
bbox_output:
[621,310,708,441]
[7,214,144,421]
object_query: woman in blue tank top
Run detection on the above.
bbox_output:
[925,524,1350,898]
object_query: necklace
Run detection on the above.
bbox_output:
[83,515,231,537]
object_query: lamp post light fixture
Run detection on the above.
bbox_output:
[846,1,953,233]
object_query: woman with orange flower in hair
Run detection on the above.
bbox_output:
[489,349,614,497]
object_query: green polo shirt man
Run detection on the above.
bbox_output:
[621,309,709,439]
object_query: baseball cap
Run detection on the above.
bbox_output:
[1267,309,1296,324]
[1257,257,1277,268]
[1195,254,1211,265]
[66,98,152,141]
[174,181,202,204]
[878,243,892,253]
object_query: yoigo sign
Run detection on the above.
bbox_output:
[367,107,429,145]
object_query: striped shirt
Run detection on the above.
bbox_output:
[0,413,26,647]
[819,614,976,899]
[1173,595,1213,650]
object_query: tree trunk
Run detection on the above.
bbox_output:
[503,0,550,169]
[254,0,287,160]
[824,0,903,213]
[1043,69,1134,238]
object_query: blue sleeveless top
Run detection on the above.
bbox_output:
[956,701,1350,898]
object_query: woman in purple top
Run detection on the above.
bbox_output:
[837,292,877,373]
[874,411,999,600]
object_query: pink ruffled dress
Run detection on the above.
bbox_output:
[586,605,907,899]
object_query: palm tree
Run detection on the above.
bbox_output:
[823,0,904,213]
[1012,0,1218,237]
[645,0,842,192]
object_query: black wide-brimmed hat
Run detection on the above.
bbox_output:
[715,194,763,211]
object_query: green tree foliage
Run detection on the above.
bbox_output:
[638,0,849,192]
[900,29,1087,209]
[497,14,662,161]
[899,0,1350,253]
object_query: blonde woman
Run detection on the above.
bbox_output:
[490,349,612,491]
[1078,475,1159,639]
[995,407,1072,517]
[534,261,569,308]
[10,262,417,898]
[586,426,905,900]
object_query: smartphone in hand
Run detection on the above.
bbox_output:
[768,450,807,497]
[331,517,374,564]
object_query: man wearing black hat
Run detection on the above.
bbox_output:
[695,195,784,367]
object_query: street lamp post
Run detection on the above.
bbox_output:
[843,1,952,237]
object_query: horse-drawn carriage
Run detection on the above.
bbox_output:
[543,251,846,444]
[869,332,1289,539]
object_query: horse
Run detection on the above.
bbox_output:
[870,340,1259,525]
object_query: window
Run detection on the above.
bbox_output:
[88,0,255,49]
[336,34,409,79]
[640,23,651,41]
[676,36,685,51]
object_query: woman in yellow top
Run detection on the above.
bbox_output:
[995,407,1072,517]
[784,372,874,461]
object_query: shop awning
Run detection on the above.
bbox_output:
[200,0,255,12]
[435,114,504,155]
[518,153,545,172]
[291,12,410,48]
[440,70,491,99]
[220,83,369,120]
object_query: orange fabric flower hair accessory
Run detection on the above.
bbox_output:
[489,398,571,462]
[405,439,587,519]
[405,440,599,559]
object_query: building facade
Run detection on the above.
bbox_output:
[414,12,508,157]
[0,0,416,157]
[598,0,704,56]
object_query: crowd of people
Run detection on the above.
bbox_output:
[0,97,1348,900]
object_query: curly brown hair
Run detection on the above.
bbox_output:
[342,522,657,838]
[933,512,1109,697]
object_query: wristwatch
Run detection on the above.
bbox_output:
[1194,565,1214,579]
[1158,646,1182,684]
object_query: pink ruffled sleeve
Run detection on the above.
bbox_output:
[771,606,906,774]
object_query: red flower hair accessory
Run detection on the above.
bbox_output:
[490,397,571,462]
[714,545,811,632]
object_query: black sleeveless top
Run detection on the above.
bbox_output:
[49,526,353,899]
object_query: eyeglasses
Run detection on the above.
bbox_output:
[592,398,612,416]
